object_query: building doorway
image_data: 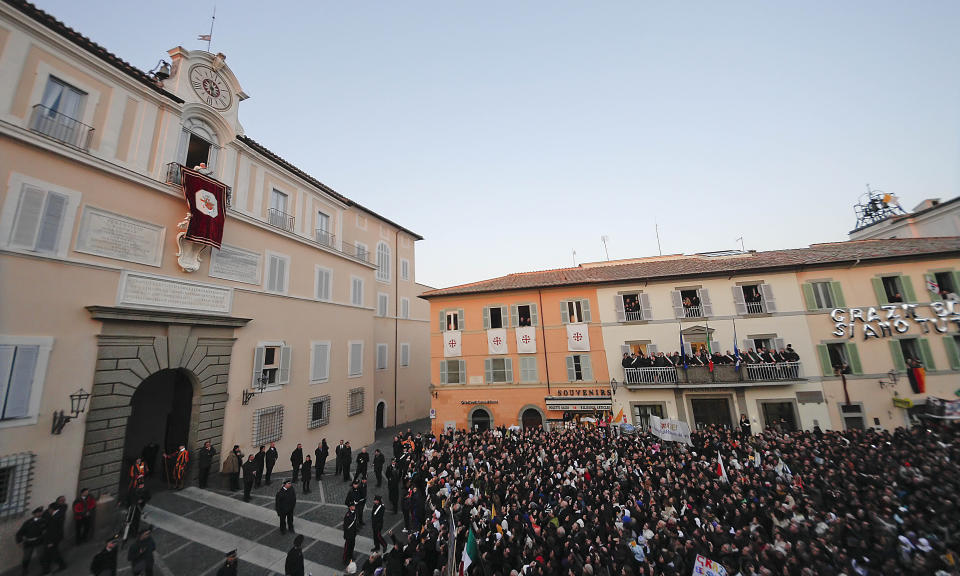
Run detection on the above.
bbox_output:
[376,401,387,430]
[120,369,194,497]
[690,397,733,430]
[761,401,798,432]
[470,408,492,432]
[521,408,543,430]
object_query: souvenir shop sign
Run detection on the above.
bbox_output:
[554,388,612,397]
[830,301,959,340]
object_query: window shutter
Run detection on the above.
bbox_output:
[510,305,518,327]
[4,346,38,418]
[918,338,936,370]
[484,359,493,384]
[501,306,509,328]
[830,282,846,308]
[560,302,570,324]
[311,343,329,381]
[565,356,575,381]
[620,345,631,356]
[759,284,777,313]
[439,310,446,331]
[732,286,747,315]
[278,258,287,292]
[440,360,448,384]
[670,291,684,319]
[683,341,693,356]
[801,283,817,311]
[926,275,942,301]
[10,186,46,249]
[900,275,917,303]
[742,339,752,353]
[35,192,67,253]
[817,345,832,376]
[267,256,278,291]
[888,341,906,371]
[774,338,785,351]
[529,304,538,326]
[350,342,363,376]
[504,358,513,383]
[581,356,593,381]
[944,337,960,371]
[483,307,490,330]
[648,344,658,356]
[581,299,592,323]
[639,293,652,320]
[711,341,722,355]
[614,295,625,322]
[0,346,14,408]
[278,345,291,385]
[457,309,464,331]
[845,343,862,374]
[699,289,713,317]
[401,343,410,367]
[458,360,466,384]
[252,346,266,387]
[871,278,888,305]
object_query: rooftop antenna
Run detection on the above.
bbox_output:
[572,249,578,266]
[198,4,216,52]
[601,235,610,261]
[655,217,663,256]
[736,237,744,251]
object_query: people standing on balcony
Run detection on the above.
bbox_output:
[784,345,800,362]
[621,353,633,369]
[744,348,762,364]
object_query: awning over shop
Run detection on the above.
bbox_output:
[545,396,612,412]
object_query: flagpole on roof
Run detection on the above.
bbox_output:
[208,5,216,52]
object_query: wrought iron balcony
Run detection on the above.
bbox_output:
[624,367,677,384]
[339,242,370,263]
[745,361,801,381]
[315,229,335,247]
[268,208,295,232]
[683,305,703,318]
[29,104,94,150]
[745,301,765,314]
[625,310,644,322]
[164,163,232,206]
[624,361,804,387]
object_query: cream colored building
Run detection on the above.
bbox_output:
[0,0,428,560]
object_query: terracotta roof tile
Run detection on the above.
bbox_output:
[421,237,960,298]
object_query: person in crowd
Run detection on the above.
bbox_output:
[242,454,257,502]
[301,454,313,494]
[127,527,155,576]
[371,494,387,552]
[41,497,68,573]
[286,534,305,576]
[342,502,358,566]
[373,448,386,487]
[16,506,46,574]
[216,549,238,576]
[355,447,370,481]
[341,441,353,482]
[198,441,216,489]
[265,442,279,485]
[316,439,329,477]
[123,494,147,547]
[276,480,297,535]
[165,445,189,490]
[290,444,304,484]
[90,535,119,576]
[225,445,243,491]
[73,487,96,545]
[739,413,752,436]
[335,439,345,477]
[386,458,400,514]
[254,445,266,487]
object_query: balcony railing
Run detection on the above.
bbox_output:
[683,305,703,318]
[268,208,295,232]
[623,361,804,387]
[624,367,677,384]
[625,310,644,322]
[745,301,765,314]
[746,362,801,381]
[315,229,335,247]
[164,162,232,206]
[29,104,94,150]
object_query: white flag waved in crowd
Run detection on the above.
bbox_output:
[566,323,590,351]
[443,330,461,358]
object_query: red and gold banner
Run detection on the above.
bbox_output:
[180,166,226,249]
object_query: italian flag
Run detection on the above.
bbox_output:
[460,528,479,576]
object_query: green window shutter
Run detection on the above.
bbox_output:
[581,356,593,381]
[458,308,465,330]
[459,360,466,384]
[926,275,942,301]
[871,278,888,305]
[918,338,936,370]
[900,276,917,303]
[501,306,509,328]
[888,341,906,372]
[944,337,960,371]
[510,305,519,327]
[802,283,817,311]
[581,299,592,323]
[504,358,513,383]
[830,282,846,308]
[530,304,539,326]
[482,307,490,330]
[560,302,570,324]
[845,343,863,374]
[440,360,448,384]
[817,345,832,376]
[484,359,492,383]
[565,356,575,381]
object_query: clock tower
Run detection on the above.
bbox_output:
[163,47,249,135]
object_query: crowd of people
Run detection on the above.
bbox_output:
[621,344,801,371]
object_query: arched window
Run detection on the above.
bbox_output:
[178,117,219,172]
[376,241,391,282]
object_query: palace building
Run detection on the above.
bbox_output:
[424,238,960,434]
[0,0,429,560]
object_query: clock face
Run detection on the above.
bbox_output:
[189,65,232,110]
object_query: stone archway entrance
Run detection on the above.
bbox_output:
[376,401,387,430]
[521,408,543,430]
[470,407,492,432]
[80,307,250,498]
[121,368,195,496]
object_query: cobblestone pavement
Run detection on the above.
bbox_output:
[3,418,431,576]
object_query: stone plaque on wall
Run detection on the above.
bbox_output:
[209,244,261,285]
[76,206,164,266]
[118,271,233,314]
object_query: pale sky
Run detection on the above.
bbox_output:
[33,1,960,288]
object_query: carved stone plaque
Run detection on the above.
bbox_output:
[76,206,164,266]
[118,271,233,314]
[209,244,261,285]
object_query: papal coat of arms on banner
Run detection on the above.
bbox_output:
[175,166,227,272]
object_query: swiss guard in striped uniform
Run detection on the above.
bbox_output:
[167,445,190,490]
